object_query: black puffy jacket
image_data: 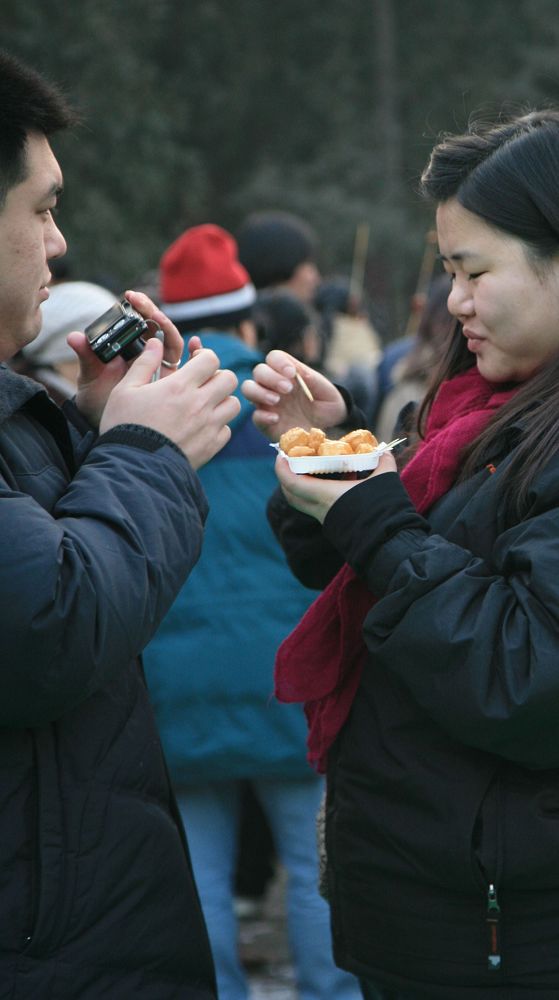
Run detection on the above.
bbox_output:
[0,366,216,999]
[269,416,559,999]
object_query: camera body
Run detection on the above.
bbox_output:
[85,299,149,363]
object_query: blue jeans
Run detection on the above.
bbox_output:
[176,777,362,1000]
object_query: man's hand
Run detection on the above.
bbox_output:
[274,451,397,524]
[67,290,184,428]
[99,337,240,470]
[241,349,348,440]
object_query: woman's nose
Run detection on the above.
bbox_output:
[447,281,474,320]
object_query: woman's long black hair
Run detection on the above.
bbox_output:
[416,109,559,522]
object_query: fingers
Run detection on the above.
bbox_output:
[265,349,299,376]
[199,366,239,405]
[241,378,282,408]
[371,452,398,476]
[250,362,296,396]
[66,330,124,383]
[119,337,164,387]
[187,335,203,357]
[66,331,95,363]
[274,455,363,524]
[124,289,183,370]
[179,346,226,389]
[214,391,241,425]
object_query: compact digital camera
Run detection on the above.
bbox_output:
[85,298,149,364]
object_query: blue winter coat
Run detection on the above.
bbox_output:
[143,333,320,785]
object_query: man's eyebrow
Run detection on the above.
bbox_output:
[45,182,64,199]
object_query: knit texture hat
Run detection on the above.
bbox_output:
[159,224,256,331]
[237,211,317,290]
[24,281,118,365]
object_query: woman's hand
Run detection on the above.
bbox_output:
[241,349,348,440]
[67,290,184,428]
[275,451,397,524]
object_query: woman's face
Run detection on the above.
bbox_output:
[437,198,559,383]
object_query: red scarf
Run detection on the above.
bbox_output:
[274,366,519,772]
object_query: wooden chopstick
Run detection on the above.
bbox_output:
[295,371,314,402]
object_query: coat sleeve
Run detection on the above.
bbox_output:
[267,486,344,589]
[0,424,208,727]
[322,469,559,769]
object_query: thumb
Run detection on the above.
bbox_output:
[119,337,163,387]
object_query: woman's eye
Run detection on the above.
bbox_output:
[468,272,484,280]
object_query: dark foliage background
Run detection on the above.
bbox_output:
[4,0,559,338]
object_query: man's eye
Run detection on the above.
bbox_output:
[468,272,484,280]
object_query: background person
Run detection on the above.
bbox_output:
[236,209,321,306]
[253,289,323,367]
[144,223,362,1000]
[374,271,452,442]
[241,108,559,997]
[315,275,383,419]
[0,49,240,998]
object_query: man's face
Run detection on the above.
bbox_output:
[0,132,66,361]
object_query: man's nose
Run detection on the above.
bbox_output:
[46,217,67,261]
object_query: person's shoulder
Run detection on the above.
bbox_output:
[0,363,45,423]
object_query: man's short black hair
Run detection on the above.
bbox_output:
[0,49,77,207]
[237,211,317,290]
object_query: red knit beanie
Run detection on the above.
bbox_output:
[159,224,256,327]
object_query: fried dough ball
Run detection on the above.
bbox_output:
[342,429,378,450]
[280,425,379,460]
[317,439,353,456]
[287,445,316,457]
[279,427,310,453]
[307,427,326,452]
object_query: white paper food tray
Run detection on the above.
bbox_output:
[270,440,401,475]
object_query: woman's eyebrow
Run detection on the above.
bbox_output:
[436,250,477,263]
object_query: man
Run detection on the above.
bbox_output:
[236,210,321,305]
[0,50,239,998]
[143,224,362,1000]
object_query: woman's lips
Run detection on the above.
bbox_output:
[463,328,485,352]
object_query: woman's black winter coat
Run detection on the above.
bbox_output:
[0,366,216,999]
[269,415,559,999]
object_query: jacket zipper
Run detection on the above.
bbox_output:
[486,883,501,971]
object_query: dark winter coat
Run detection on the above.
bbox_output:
[269,411,559,999]
[0,365,216,999]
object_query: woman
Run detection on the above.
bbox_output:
[241,110,559,999]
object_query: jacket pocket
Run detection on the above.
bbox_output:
[470,771,501,892]
[470,772,505,974]
[501,764,559,890]
[24,726,70,956]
